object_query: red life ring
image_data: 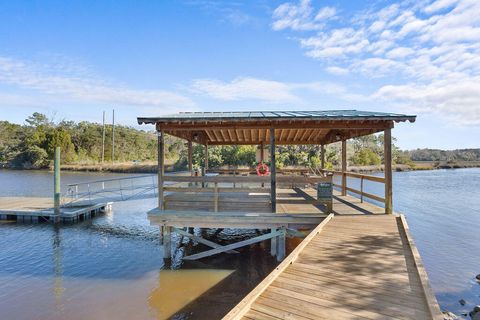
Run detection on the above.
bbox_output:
[256,163,270,176]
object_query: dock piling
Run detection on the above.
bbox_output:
[162,226,172,259]
[54,147,61,217]
[276,227,286,261]
[270,228,277,257]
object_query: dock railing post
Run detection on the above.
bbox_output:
[158,130,165,210]
[54,147,61,217]
[384,127,393,214]
[360,176,364,203]
[214,182,219,212]
[270,128,276,213]
[341,140,347,196]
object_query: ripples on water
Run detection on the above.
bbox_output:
[0,169,479,318]
[0,170,278,320]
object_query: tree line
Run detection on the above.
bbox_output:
[1,113,477,170]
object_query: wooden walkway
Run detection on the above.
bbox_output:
[223,214,442,320]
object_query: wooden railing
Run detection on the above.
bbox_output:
[160,174,333,212]
[207,167,312,175]
[327,170,386,204]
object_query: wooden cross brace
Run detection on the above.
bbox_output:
[179,228,287,261]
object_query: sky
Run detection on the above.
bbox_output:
[0,0,479,150]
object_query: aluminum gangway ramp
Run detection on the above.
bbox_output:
[224,214,442,320]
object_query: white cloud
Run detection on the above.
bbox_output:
[373,77,480,125]
[190,77,298,102]
[190,77,362,103]
[424,0,460,13]
[0,56,194,112]
[325,66,349,75]
[272,0,336,31]
[314,7,336,21]
[272,0,480,125]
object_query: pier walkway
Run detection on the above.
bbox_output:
[224,214,442,320]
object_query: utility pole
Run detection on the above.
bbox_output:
[101,111,106,163]
[112,109,115,163]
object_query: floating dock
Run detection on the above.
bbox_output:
[223,214,443,320]
[0,197,112,223]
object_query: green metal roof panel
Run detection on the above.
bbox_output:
[138,110,416,124]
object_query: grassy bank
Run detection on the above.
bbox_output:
[3,160,479,175]
[58,161,174,173]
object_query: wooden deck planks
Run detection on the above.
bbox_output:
[224,215,442,320]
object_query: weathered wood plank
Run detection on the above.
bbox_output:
[222,214,334,319]
[223,215,440,320]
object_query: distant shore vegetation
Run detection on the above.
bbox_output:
[1,113,479,172]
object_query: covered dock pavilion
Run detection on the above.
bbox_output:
[138,110,442,319]
[138,110,416,216]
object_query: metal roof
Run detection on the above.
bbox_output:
[138,110,416,124]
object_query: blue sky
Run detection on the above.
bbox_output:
[0,0,479,150]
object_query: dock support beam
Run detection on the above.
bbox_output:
[384,128,393,214]
[320,144,325,170]
[276,227,286,261]
[204,143,209,172]
[341,140,347,196]
[270,128,276,213]
[270,228,277,257]
[54,147,61,217]
[162,226,171,259]
[187,140,193,175]
[158,130,165,210]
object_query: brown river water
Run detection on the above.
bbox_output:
[1,169,479,319]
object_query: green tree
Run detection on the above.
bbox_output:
[45,128,77,163]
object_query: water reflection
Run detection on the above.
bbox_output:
[52,225,65,311]
[1,169,479,318]
[149,269,234,320]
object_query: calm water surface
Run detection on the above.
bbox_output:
[0,168,479,319]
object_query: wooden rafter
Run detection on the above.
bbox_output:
[227,129,234,141]
[220,130,228,142]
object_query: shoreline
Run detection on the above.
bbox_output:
[1,161,480,174]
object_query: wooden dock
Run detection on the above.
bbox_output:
[0,197,112,223]
[223,214,443,320]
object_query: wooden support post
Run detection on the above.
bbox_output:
[260,142,264,162]
[360,177,364,203]
[384,128,393,214]
[158,131,165,210]
[270,128,276,213]
[320,144,325,170]
[260,142,265,187]
[187,140,193,175]
[204,143,209,172]
[54,147,61,217]
[162,226,171,259]
[341,140,347,196]
[270,228,277,257]
[276,228,286,262]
